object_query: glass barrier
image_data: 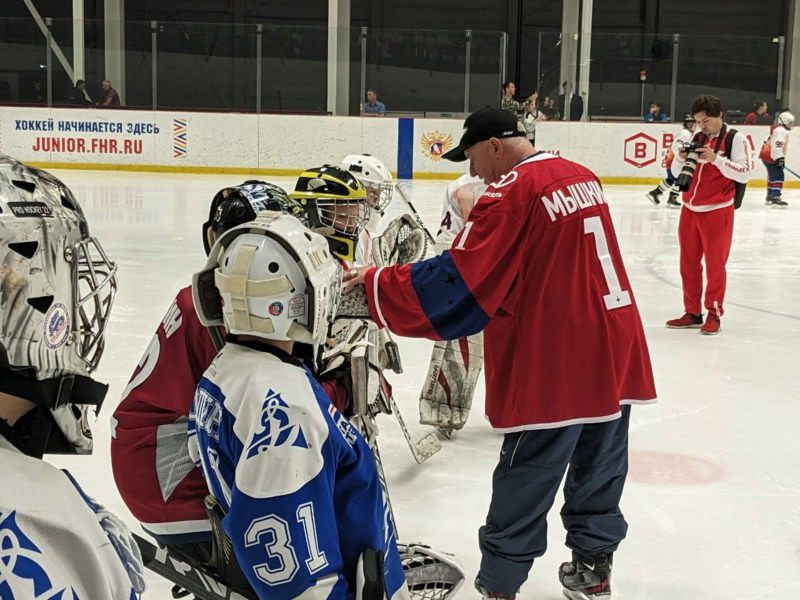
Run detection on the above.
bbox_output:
[363,28,469,116]
[0,17,50,105]
[0,16,786,121]
[260,25,328,114]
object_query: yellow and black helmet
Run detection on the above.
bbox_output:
[291,165,370,261]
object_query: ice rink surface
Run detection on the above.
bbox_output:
[43,169,800,599]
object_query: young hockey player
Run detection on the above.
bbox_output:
[419,174,487,434]
[646,114,697,207]
[760,110,794,208]
[111,181,307,554]
[0,155,144,599]
[190,212,408,599]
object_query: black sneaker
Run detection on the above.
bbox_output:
[559,553,613,600]
[645,188,661,205]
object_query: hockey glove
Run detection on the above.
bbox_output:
[778,157,786,169]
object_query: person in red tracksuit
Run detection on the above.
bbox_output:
[667,95,753,336]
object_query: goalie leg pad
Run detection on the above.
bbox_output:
[419,333,484,431]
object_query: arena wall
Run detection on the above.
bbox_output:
[1,107,796,187]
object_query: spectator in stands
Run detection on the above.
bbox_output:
[364,89,386,117]
[501,81,535,115]
[66,79,89,107]
[547,96,560,120]
[745,101,769,125]
[644,102,668,123]
[97,80,121,108]
[557,82,584,121]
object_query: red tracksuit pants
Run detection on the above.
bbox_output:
[678,205,734,317]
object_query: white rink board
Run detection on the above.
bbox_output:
[535,121,788,182]
[0,106,795,182]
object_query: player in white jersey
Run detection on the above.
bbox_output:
[760,110,794,208]
[0,155,145,599]
[418,174,487,434]
[646,114,697,207]
[342,154,394,237]
[191,212,408,599]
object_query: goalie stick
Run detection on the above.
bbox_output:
[389,392,441,464]
[136,534,465,600]
[134,534,255,600]
[396,183,436,247]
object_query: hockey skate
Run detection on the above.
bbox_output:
[644,187,661,205]
[474,575,517,600]
[559,553,613,600]
[666,313,703,329]
[666,192,681,207]
[769,197,789,208]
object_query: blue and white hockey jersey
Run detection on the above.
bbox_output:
[0,433,141,600]
[188,340,408,600]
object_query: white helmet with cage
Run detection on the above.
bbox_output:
[0,155,117,456]
[193,211,342,351]
[777,111,795,129]
[342,154,394,232]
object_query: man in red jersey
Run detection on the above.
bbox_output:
[344,108,656,600]
[667,95,753,335]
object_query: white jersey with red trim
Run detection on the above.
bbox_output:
[435,175,487,254]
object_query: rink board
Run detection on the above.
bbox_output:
[0,106,794,186]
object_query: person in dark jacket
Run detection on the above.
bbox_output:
[66,79,89,107]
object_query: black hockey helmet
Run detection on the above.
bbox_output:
[202,181,307,255]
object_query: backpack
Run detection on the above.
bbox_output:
[725,128,747,209]
[692,125,747,208]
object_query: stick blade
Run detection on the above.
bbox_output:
[412,433,442,464]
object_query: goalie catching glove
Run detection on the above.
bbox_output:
[373,214,428,267]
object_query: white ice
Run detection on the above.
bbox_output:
[42,170,800,600]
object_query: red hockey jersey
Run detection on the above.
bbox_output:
[366,152,657,431]
[110,285,218,543]
[110,286,348,543]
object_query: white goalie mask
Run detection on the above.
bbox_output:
[0,155,117,455]
[342,154,394,232]
[193,211,342,350]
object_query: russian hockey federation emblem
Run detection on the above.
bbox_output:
[246,389,309,459]
[420,131,454,162]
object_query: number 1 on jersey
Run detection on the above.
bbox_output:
[584,216,632,311]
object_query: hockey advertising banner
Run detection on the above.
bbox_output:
[0,106,794,184]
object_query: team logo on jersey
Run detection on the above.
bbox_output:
[420,131,454,162]
[246,389,309,460]
[43,302,70,350]
[0,510,78,598]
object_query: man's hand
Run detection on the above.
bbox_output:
[343,266,371,293]
[697,146,718,163]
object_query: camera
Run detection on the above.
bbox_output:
[674,142,703,192]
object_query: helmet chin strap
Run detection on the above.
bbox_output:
[0,368,108,457]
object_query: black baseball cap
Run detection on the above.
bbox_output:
[443,108,527,163]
